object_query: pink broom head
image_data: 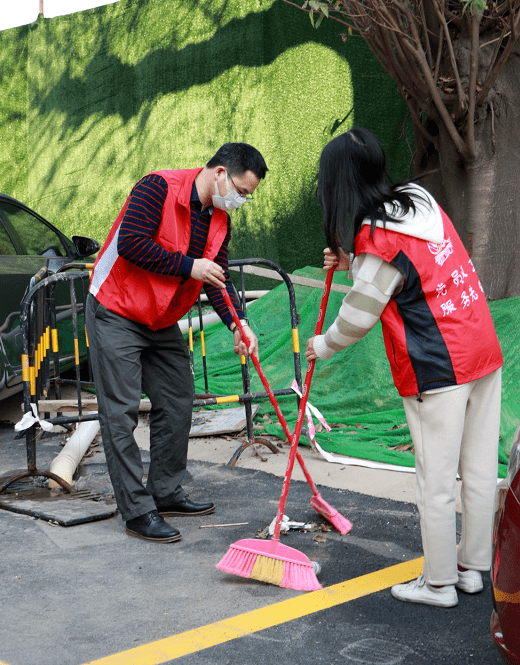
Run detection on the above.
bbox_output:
[311,493,353,535]
[216,538,322,592]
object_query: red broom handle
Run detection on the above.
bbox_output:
[271,266,335,539]
[289,266,336,494]
[221,292,298,453]
[221,266,336,541]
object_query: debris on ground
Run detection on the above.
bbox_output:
[267,514,316,536]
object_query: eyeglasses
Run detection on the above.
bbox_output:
[227,171,254,201]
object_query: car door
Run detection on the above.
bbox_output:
[0,199,72,393]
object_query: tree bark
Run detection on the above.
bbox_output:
[283,0,520,298]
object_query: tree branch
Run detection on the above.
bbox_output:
[282,0,520,165]
[404,98,437,145]
[477,7,520,103]
[431,0,467,112]
[404,2,469,158]
[433,26,443,83]
[420,0,434,70]
[466,12,482,161]
[382,27,429,96]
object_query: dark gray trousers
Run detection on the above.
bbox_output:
[86,294,194,521]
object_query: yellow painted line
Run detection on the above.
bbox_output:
[82,557,423,665]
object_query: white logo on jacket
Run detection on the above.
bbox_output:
[428,237,453,266]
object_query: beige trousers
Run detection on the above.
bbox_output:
[402,368,502,586]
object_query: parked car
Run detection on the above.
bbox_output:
[0,192,100,402]
[491,423,520,664]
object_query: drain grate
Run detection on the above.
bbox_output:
[0,480,118,526]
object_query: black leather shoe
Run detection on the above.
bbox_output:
[157,497,215,517]
[126,509,182,542]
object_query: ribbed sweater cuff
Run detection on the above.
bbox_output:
[312,334,334,360]
[179,255,194,278]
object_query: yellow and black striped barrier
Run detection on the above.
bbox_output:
[1,265,95,494]
[2,259,304,492]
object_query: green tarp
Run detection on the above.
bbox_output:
[188,266,520,478]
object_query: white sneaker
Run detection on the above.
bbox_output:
[391,574,458,607]
[456,569,483,594]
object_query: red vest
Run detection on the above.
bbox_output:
[355,206,503,396]
[89,169,229,330]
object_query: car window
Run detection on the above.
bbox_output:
[0,222,17,255]
[0,201,67,257]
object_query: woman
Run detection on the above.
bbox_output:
[306,127,503,607]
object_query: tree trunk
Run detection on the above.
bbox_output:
[415,44,520,301]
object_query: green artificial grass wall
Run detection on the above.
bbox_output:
[0,0,413,281]
[0,25,29,200]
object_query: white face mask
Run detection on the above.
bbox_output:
[212,171,247,211]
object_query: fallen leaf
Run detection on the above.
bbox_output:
[313,534,327,543]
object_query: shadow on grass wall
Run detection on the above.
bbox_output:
[1,0,412,281]
[0,27,29,199]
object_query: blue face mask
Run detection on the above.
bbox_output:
[212,171,247,211]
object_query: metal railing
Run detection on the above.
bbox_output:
[0,258,303,494]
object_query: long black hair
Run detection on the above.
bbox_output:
[317,127,421,254]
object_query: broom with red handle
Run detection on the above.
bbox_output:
[222,268,351,534]
[217,268,351,591]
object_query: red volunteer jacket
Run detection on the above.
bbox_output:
[89,169,229,330]
[355,206,503,396]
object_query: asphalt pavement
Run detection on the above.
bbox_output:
[0,394,503,665]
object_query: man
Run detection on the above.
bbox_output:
[86,143,267,542]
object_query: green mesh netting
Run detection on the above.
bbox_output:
[188,266,520,479]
